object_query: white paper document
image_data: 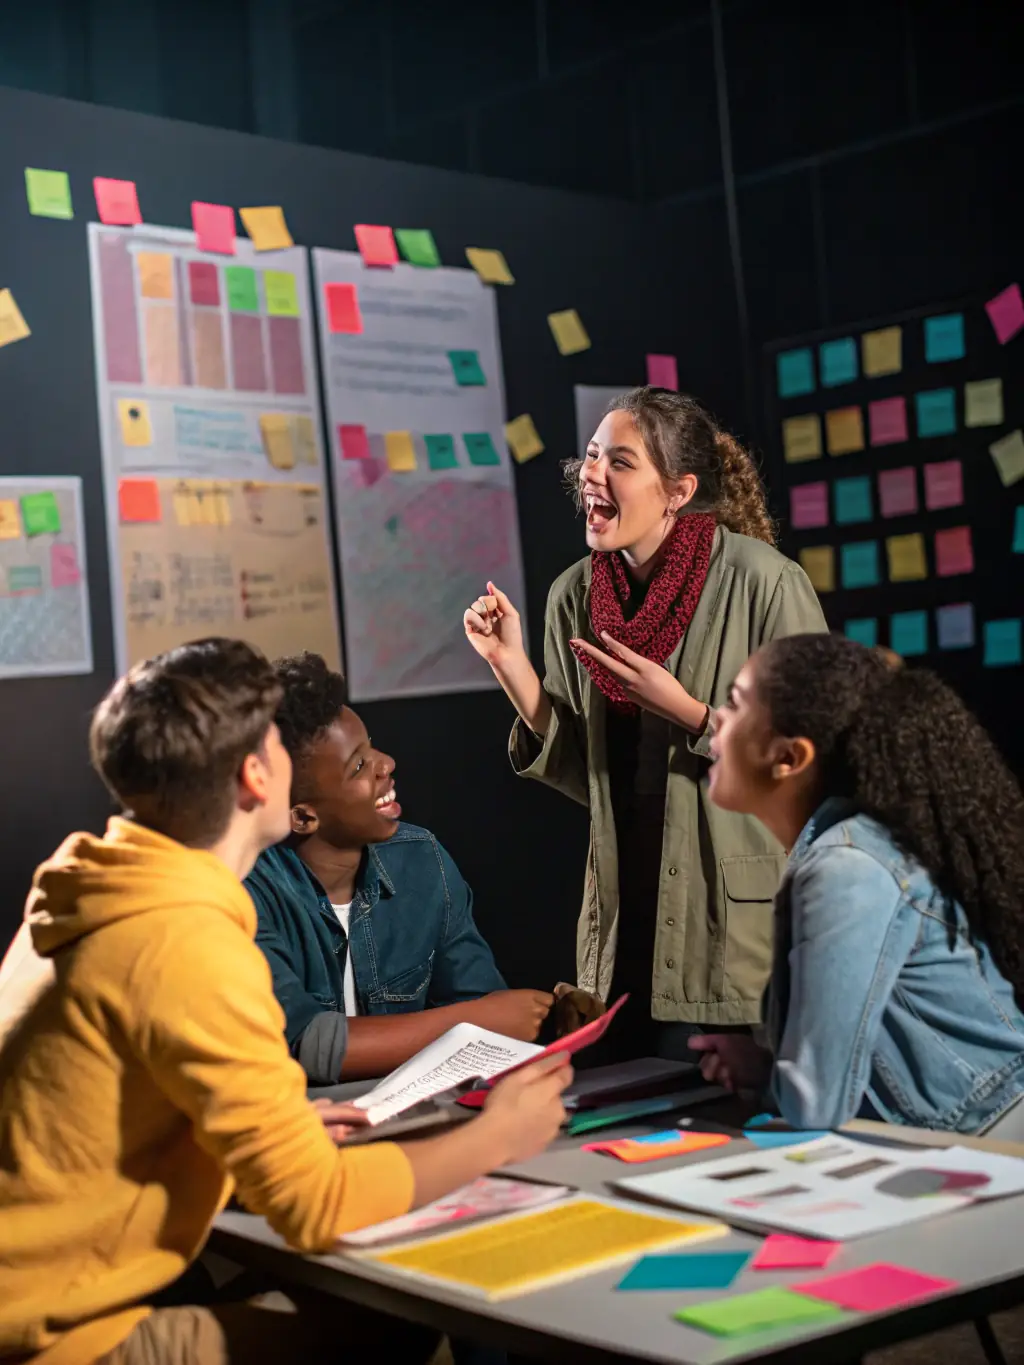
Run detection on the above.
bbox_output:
[339,1176,571,1248]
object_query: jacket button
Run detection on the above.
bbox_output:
[668,866,678,876]
[665,917,675,927]
[666,958,675,969]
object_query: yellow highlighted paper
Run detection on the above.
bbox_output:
[240,206,293,251]
[465,247,514,284]
[294,415,317,465]
[862,325,902,377]
[260,414,296,471]
[138,253,174,300]
[371,1199,726,1301]
[505,413,544,464]
[825,406,865,456]
[548,309,590,355]
[782,414,822,463]
[0,289,31,348]
[172,481,232,527]
[0,501,21,540]
[799,546,835,593]
[118,398,153,448]
[385,431,417,473]
[887,532,928,582]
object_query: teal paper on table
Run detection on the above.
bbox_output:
[890,610,928,657]
[1013,506,1024,554]
[462,432,501,466]
[819,337,858,387]
[936,603,975,651]
[777,347,815,398]
[841,540,880,589]
[845,617,878,647]
[915,388,957,437]
[745,1129,829,1150]
[834,476,872,525]
[924,312,965,363]
[618,1252,750,1292]
[984,619,1022,668]
[448,350,486,385]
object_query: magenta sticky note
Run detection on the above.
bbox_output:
[646,354,678,389]
[868,396,908,447]
[935,525,974,577]
[751,1236,840,1271]
[789,482,829,529]
[50,543,81,588]
[985,283,1024,345]
[878,466,918,519]
[353,456,384,488]
[191,201,237,255]
[794,1263,956,1313]
[93,176,142,226]
[338,423,371,460]
[924,459,963,511]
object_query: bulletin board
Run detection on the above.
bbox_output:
[87,222,341,672]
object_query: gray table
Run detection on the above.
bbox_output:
[210,1114,1024,1364]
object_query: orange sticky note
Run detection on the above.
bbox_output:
[886,532,928,582]
[385,431,417,472]
[799,546,835,593]
[118,478,162,524]
[825,406,865,455]
[93,177,142,225]
[0,500,22,540]
[191,201,236,255]
[239,206,293,251]
[137,253,173,299]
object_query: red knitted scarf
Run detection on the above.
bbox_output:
[571,512,717,714]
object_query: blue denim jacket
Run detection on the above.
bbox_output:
[766,799,1024,1133]
[245,824,505,1082]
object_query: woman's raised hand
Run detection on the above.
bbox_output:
[463,581,525,666]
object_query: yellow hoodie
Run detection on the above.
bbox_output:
[0,819,414,1365]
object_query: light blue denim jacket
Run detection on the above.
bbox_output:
[766,799,1024,1133]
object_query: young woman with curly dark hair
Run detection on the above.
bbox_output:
[690,632,1024,1135]
[463,388,827,1061]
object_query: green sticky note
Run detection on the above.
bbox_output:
[984,619,1022,668]
[264,270,299,317]
[395,228,440,267]
[449,350,486,386]
[20,491,62,537]
[8,565,44,591]
[891,609,928,657]
[1014,506,1024,554]
[833,475,872,525]
[25,167,73,219]
[845,618,878,647]
[425,434,459,470]
[225,266,260,313]
[384,515,399,535]
[463,432,501,466]
[676,1287,842,1338]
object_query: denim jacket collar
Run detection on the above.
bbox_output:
[789,796,859,864]
[274,842,395,920]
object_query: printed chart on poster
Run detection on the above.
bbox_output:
[312,248,527,701]
[0,477,92,679]
[88,223,341,672]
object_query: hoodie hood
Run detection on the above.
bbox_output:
[28,816,257,958]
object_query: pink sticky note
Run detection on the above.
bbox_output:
[646,353,678,389]
[191,201,237,255]
[789,481,829,529]
[751,1236,839,1271]
[354,224,399,267]
[93,176,142,226]
[878,466,918,519]
[794,1263,957,1313]
[325,282,363,334]
[935,525,974,577]
[869,396,908,447]
[188,261,220,307]
[354,456,384,488]
[50,542,81,588]
[924,459,963,510]
[985,283,1024,345]
[338,423,371,460]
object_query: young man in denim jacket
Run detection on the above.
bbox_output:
[246,653,554,1084]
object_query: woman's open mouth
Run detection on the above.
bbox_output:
[584,490,617,532]
[374,786,401,820]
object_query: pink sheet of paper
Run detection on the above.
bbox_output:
[50,543,81,588]
[869,396,908,446]
[985,282,1024,345]
[794,1263,957,1313]
[646,353,678,389]
[789,482,828,529]
[93,176,142,225]
[923,459,963,510]
[935,525,974,577]
[191,201,237,255]
[751,1236,839,1271]
[878,466,918,518]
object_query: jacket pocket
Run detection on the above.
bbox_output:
[369,953,435,1013]
[720,855,784,1003]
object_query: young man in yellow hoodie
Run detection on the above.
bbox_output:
[0,638,571,1365]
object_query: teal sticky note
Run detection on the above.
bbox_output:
[936,603,975,651]
[841,540,879,589]
[1013,506,1024,554]
[833,475,872,525]
[925,312,965,363]
[845,618,878,647]
[424,434,458,470]
[819,337,858,388]
[618,1252,750,1292]
[891,610,928,657]
[20,491,62,537]
[463,432,501,466]
[448,350,486,386]
[984,619,1022,668]
[8,565,44,591]
[745,1129,829,1150]
[777,348,815,398]
[225,266,259,313]
[395,228,440,267]
[915,388,957,437]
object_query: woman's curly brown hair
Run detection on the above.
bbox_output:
[563,386,776,544]
[757,633,1024,996]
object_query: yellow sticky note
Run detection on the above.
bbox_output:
[118,398,153,447]
[782,414,822,463]
[0,500,22,540]
[294,415,317,465]
[825,406,865,456]
[385,431,417,472]
[862,325,902,377]
[990,429,1024,487]
[212,485,232,526]
[799,546,835,593]
[505,413,544,464]
[239,206,293,251]
[0,289,31,348]
[964,378,1004,428]
[465,247,514,284]
[548,309,590,355]
[196,482,221,526]
[172,484,195,527]
[138,252,174,300]
[887,532,928,582]
[259,413,296,470]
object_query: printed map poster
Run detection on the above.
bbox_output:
[0,477,93,679]
[312,248,528,701]
[88,223,341,672]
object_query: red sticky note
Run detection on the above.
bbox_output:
[93,176,142,226]
[188,261,220,307]
[794,1263,957,1313]
[354,224,399,268]
[751,1236,840,1271]
[869,396,908,447]
[646,353,678,389]
[789,482,829,529]
[935,525,974,577]
[923,459,963,511]
[50,542,81,588]
[325,282,363,334]
[878,466,918,519]
[338,423,371,460]
[985,283,1024,345]
[118,478,162,524]
[191,201,236,255]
